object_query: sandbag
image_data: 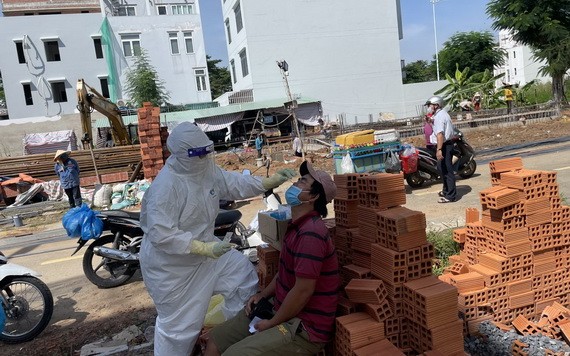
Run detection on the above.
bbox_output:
[92,184,113,208]
[62,204,104,240]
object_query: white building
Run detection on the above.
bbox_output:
[494,29,549,87]
[220,0,441,123]
[0,0,211,120]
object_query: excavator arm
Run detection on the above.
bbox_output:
[77,79,132,147]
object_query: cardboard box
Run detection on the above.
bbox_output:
[258,212,290,251]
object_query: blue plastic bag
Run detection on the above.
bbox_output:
[62,204,103,240]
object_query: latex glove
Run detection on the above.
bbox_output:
[189,240,232,258]
[262,168,297,190]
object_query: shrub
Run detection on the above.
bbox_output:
[427,229,460,276]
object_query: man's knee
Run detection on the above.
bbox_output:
[204,336,221,356]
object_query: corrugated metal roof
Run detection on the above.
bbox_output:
[94,98,319,128]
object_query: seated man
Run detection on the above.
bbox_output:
[204,161,339,356]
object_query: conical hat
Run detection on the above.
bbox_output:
[53,150,70,161]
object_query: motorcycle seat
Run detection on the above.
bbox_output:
[215,209,242,226]
[98,210,141,220]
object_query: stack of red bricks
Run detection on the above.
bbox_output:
[138,103,167,180]
[256,244,280,289]
[441,157,570,338]
[332,173,465,355]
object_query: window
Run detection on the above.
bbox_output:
[184,32,194,53]
[513,51,516,59]
[15,42,26,64]
[51,81,67,103]
[22,84,33,105]
[99,78,110,98]
[118,6,136,16]
[225,19,232,44]
[239,48,248,77]
[230,59,236,83]
[44,41,61,61]
[172,5,193,15]
[93,38,103,59]
[121,34,141,57]
[169,33,179,55]
[234,2,243,32]
[157,5,167,15]
[514,68,517,76]
[195,69,207,91]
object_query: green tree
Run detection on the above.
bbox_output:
[438,31,505,78]
[402,60,436,84]
[487,0,570,106]
[124,49,170,107]
[207,55,232,99]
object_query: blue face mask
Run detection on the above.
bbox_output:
[285,185,307,206]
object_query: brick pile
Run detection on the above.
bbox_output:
[332,173,464,355]
[256,244,280,289]
[440,157,570,338]
[137,103,169,180]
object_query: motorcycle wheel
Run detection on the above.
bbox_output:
[459,160,477,178]
[0,276,54,344]
[83,234,137,288]
[405,172,425,188]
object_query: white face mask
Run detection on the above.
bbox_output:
[427,106,435,114]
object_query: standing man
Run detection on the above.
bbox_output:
[255,133,264,158]
[139,122,296,356]
[504,84,514,114]
[204,161,339,356]
[54,150,82,208]
[425,96,456,203]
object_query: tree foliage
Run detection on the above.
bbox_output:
[402,60,436,84]
[207,55,232,99]
[435,65,504,110]
[124,49,170,107]
[487,0,570,105]
[438,31,505,78]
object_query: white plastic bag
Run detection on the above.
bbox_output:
[384,150,401,173]
[340,153,355,173]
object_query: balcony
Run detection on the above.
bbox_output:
[1,0,101,16]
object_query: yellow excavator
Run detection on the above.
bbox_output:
[76,78,132,148]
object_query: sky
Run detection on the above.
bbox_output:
[200,0,495,67]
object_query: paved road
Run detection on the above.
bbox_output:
[2,141,570,352]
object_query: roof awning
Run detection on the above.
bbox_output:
[195,112,244,132]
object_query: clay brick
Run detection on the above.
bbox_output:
[351,234,374,253]
[444,262,470,275]
[501,169,543,190]
[342,264,371,280]
[352,251,371,269]
[458,288,488,308]
[511,339,529,356]
[507,279,533,296]
[337,296,358,316]
[352,339,404,356]
[367,191,406,210]
[478,253,509,273]
[334,173,368,188]
[362,299,393,322]
[467,315,493,336]
[468,264,502,288]
[414,283,458,312]
[449,272,485,293]
[376,206,426,235]
[485,187,521,209]
[335,313,385,350]
[509,291,535,309]
[383,317,400,335]
[488,157,524,174]
[453,227,467,244]
[403,276,441,303]
[465,207,480,224]
[345,279,388,304]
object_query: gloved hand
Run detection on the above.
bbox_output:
[262,169,297,190]
[190,240,232,258]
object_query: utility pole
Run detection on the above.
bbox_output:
[430,0,441,81]
[277,60,304,160]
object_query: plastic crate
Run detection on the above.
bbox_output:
[333,142,401,173]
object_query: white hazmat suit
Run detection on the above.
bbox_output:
[140,122,268,355]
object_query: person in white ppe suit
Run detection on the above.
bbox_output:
[140,122,296,356]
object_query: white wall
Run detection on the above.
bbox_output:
[220,0,439,124]
[0,13,107,119]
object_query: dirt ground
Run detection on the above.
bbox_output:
[3,111,570,355]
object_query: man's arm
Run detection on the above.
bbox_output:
[436,132,444,160]
[255,277,316,331]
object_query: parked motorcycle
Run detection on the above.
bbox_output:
[0,251,53,344]
[74,208,257,289]
[404,129,477,188]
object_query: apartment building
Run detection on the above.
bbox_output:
[219,0,439,122]
[494,29,549,87]
[0,0,211,120]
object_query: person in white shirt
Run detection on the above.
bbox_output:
[425,96,456,203]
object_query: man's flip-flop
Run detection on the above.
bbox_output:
[438,197,454,203]
[438,191,445,197]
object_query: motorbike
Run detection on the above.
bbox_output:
[0,251,54,344]
[74,207,259,289]
[404,129,477,188]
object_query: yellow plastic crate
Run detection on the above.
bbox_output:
[335,130,375,146]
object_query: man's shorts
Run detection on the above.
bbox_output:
[210,309,324,355]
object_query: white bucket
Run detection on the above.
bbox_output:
[255,158,263,167]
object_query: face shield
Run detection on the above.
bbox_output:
[187,143,215,163]
[166,122,216,175]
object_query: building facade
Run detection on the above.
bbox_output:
[494,29,549,87]
[219,0,439,122]
[0,0,211,120]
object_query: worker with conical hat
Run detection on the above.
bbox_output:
[54,150,82,208]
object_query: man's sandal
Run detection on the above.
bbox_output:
[438,197,454,203]
[438,191,445,197]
